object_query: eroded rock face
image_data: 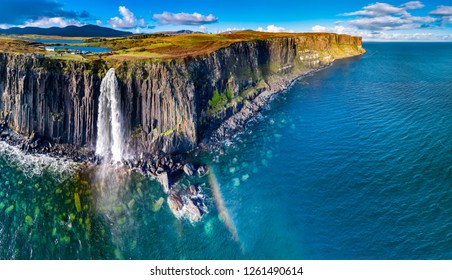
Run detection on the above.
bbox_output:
[0,34,364,157]
[0,55,100,147]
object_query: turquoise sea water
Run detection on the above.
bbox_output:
[53,46,111,53]
[0,42,451,259]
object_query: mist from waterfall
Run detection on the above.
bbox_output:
[96,68,125,163]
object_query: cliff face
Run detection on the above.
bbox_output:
[0,33,364,156]
[0,55,101,147]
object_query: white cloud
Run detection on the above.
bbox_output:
[310,23,452,41]
[429,5,452,25]
[409,16,438,23]
[310,24,363,35]
[24,17,82,28]
[348,16,419,31]
[0,17,82,29]
[430,5,452,16]
[267,25,286,32]
[311,25,328,32]
[96,20,102,26]
[365,31,452,41]
[226,27,241,32]
[402,1,424,9]
[341,3,406,17]
[199,25,207,32]
[340,1,442,31]
[152,12,218,25]
[333,25,356,34]
[257,25,293,33]
[108,6,146,29]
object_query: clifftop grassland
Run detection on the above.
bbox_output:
[93,31,351,60]
[0,37,46,54]
[1,31,364,62]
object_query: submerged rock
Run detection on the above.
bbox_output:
[151,197,165,212]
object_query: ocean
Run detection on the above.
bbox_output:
[0,42,451,259]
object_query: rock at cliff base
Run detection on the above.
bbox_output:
[197,165,209,177]
[157,171,170,194]
[183,163,196,176]
[184,185,194,196]
[185,199,203,222]
[167,192,184,218]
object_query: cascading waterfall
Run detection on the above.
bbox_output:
[96,68,125,163]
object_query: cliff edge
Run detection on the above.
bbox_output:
[0,32,365,157]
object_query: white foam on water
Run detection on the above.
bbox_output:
[0,141,78,183]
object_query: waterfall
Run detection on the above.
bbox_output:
[96,68,125,163]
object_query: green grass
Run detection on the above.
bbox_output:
[2,32,363,63]
[207,85,238,115]
[160,129,174,137]
[49,53,85,61]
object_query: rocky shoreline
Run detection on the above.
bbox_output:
[0,33,365,224]
[0,118,210,222]
[0,63,323,173]
[207,64,329,150]
[0,61,335,224]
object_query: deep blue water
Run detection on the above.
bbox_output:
[0,42,451,259]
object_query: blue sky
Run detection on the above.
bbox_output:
[0,0,451,41]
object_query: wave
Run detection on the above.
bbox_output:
[0,141,79,183]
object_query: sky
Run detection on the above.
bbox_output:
[0,0,451,41]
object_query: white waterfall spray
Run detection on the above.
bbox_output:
[96,68,125,163]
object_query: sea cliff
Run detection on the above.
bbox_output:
[0,33,365,157]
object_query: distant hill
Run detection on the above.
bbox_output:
[0,25,133,37]
[157,30,204,36]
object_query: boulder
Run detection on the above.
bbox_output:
[157,171,170,194]
[186,185,198,196]
[185,199,203,222]
[183,163,196,176]
[167,192,184,219]
[197,165,209,177]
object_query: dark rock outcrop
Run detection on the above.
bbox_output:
[167,184,207,222]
